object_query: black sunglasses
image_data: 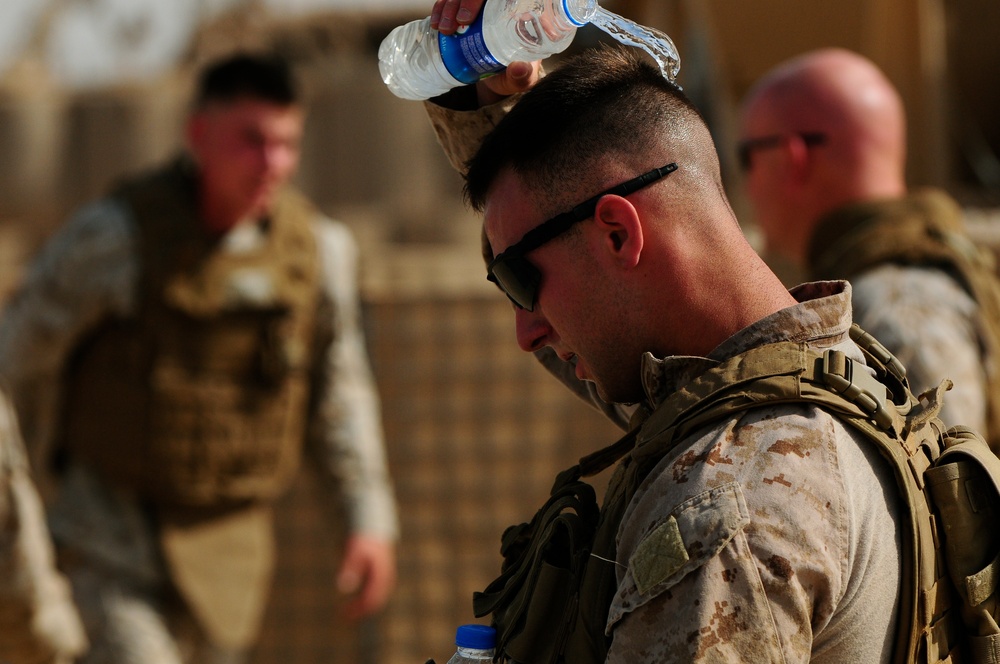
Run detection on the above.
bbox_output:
[486,162,678,311]
[737,132,826,171]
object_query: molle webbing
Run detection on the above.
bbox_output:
[471,428,637,664]
[807,190,1000,453]
[629,326,958,664]
[59,160,322,507]
[476,325,972,664]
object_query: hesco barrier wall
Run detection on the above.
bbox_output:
[251,285,622,664]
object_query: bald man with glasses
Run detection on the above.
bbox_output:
[738,48,1000,452]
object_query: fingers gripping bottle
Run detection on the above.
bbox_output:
[379,0,597,100]
[445,624,496,663]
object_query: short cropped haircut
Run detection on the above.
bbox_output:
[193,52,298,109]
[465,44,705,213]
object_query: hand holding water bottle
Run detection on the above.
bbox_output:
[431,0,543,104]
[430,0,483,34]
[379,0,578,101]
[380,0,679,101]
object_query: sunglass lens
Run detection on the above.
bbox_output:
[489,257,541,311]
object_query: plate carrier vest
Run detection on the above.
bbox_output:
[474,325,1000,664]
[58,160,323,508]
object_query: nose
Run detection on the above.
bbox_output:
[514,306,551,353]
[262,142,297,177]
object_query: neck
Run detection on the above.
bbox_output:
[713,261,798,349]
[662,247,797,358]
[199,197,258,236]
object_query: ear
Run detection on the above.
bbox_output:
[185,112,207,157]
[783,134,812,185]
[592,195,643,268]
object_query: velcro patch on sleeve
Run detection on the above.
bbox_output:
[630,516,689,595]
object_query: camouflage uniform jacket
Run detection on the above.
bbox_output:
[602,280,901,662]
[424,99,902,662]
[0,164,399,586]
[807,190,992,436]
[0,387,87,663]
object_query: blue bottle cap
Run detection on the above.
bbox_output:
[455,624,496,649]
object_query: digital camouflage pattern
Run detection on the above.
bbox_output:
[0,164,397,662]
[852,263,984,431]
[808,190,1000,445]
[604,281,901,662]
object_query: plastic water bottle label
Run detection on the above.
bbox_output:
[438,12,504,84]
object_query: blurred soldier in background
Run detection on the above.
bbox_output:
[738,48,1000,449]
[0,389,87,663]
[0,52,398,663]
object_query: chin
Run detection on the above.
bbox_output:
[595,375,647,406]
[592,382,633,407]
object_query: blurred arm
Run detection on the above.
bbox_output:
[0,390,88,663]
[0,199,137,476]
[307,218,398,619]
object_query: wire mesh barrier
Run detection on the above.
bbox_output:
[251,294,621,664]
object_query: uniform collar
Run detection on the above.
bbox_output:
[639,280,855,408]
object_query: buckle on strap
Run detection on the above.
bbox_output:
[850,323,908,383]
[821,349,894,430]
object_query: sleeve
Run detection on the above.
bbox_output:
[0,198,138,473]
[851,265,987,432]
[307,219,399,540]
[0,390,88,663]
[603,407,877,664]
[423,91,527,176]
[605,483,791,664]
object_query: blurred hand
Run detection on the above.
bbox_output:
[336,534,396,621]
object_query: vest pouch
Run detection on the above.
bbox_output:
[503,537,578,663]
[473,473,599,664]
[926,427,1000,662]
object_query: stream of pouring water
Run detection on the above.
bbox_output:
[589,7,682,85]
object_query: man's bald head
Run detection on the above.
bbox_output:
[739,48,908,264]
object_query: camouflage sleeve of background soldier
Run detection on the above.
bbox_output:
[851,264,988,433]
[307,218,399,540]
[0,198,137,477]
[0,388,88,664]
[424,95,635,431]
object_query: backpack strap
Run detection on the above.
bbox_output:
[476,324,974,663]
[809,191,1000,454]
[628,324,958,664]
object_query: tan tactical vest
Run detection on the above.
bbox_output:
[59,159,323,508]
[807,189,1000,454]
[476,325,1000,663]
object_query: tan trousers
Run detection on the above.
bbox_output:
[67,560,248,664]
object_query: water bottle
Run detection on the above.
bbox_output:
[378,0,597,100]
[445,624,496,663]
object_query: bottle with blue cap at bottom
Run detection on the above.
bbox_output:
[445,624,496,663]
[378,0,597,101]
